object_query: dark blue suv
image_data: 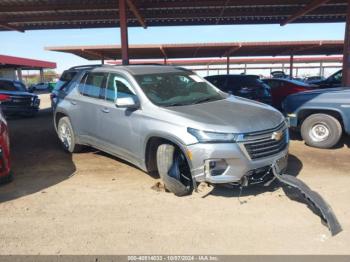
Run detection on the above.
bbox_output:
[0,78,40,117]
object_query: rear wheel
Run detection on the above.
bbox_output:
[57,117,83,153]
[301,113,342,149]
[156,144,193,196]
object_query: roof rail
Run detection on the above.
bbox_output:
[174,66,192,72]
[68,64,114,70]
[128,63,164,66]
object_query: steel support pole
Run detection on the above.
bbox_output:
[17,68,23,82]
[342,0,350,87]
[119,0,129,65]
[39,68,44,82]
[290,55,294,79]
[226,56,230,75]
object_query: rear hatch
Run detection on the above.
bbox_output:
[0,91,39,108]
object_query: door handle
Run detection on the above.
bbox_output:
[101,108,110,113]
[70,100,77,105]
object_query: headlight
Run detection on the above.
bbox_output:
[187,128,238,143]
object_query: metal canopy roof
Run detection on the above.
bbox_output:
[0,54,57,70]
[109,56,343,66]
[45,40,344,60]
[0,0,348,32]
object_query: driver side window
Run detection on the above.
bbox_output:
[105,74,136,102]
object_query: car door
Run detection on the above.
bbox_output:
[71,71,107,144]
[265,79,283,107]
[97,73,142,164]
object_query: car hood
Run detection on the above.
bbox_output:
[288,87,344,98]
[162,96,284,133]
[283,88,349,113]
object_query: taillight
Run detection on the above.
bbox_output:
[0,94,10,102]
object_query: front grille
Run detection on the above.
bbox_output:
[243,123,288,160]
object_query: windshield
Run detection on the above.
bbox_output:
[0,80,27,92]
[135,72,225,107]
[13,81,27,92]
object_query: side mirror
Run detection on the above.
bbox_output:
[115,96,139,109]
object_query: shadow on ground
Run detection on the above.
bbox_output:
[0,109,76,203]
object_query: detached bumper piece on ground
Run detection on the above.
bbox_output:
[272,163,342,236]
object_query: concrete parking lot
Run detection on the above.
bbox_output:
[0,94,349,255]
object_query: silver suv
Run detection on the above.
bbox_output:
[54,65,289,196]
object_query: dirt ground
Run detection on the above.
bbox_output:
[0,94,349,255]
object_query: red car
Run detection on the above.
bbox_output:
[0,94,12,184]
[262,78,316,110]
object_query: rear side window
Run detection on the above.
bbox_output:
[0,80,17,91]
[54,70,77,91]
[105,74,136,102]
[80,72,107,99]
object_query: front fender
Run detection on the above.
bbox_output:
[143,131,196,171]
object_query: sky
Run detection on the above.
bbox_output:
[0,23,346,73]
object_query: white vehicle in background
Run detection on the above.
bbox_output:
[29,82,49,92]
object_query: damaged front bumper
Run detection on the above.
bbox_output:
[271,162,342,236]
[187,142,288,185]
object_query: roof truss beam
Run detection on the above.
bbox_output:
[0,5,345,25]
[281,0,331,26]
[126,0,147,28]
[0,1,308,13]
[0,22,24,32]
[277,42,324,56]
[80,49,113,60]
[160,46,167,59]
[222,44,242,57]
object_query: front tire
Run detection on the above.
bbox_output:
[156,144,193,196]
[301,114,342,149]
[57,116,83,153]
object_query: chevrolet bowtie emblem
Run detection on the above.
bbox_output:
[271,131,283,141]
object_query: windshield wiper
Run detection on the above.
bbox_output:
[164,97,218,107]
[164,102,192,107]
[192,97,217,105]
